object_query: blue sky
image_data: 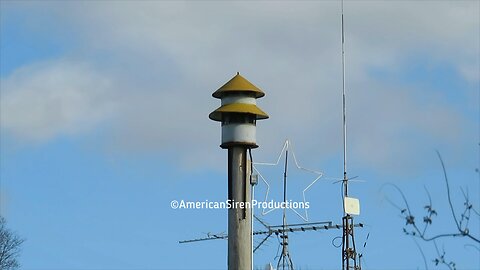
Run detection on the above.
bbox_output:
[0,1,479,269]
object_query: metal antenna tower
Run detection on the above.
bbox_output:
[340,1,361,269]
[180,140,366,268]
[277,149,294,270]
[180,135,366,268]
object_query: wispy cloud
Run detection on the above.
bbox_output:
[0,60,118,141]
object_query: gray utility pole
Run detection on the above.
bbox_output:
[228,147,251,269]
[209,72,269,270]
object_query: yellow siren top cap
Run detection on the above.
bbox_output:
[212,72,265,99]
[209,103,269,121]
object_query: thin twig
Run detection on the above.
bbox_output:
[412,237,429,270]
[422,185,433,235]
[436,151,460,230]
[433,240,455,270]
[381,183,413,216]
[464,244,480,252]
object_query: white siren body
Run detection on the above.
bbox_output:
[222,121,257,146]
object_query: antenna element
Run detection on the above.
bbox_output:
[340,1,362,269]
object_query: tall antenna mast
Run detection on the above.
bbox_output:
[340,1,361,269]
[277,149,294,270]
[342,0,348,184]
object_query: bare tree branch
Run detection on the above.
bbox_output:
[383,151,479,269]
[436,151,461,231]
[432,241,456,270]
[0,216,24,270]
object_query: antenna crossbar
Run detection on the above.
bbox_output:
[179,222,365,245]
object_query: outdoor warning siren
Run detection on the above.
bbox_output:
[208,72,269,269]
[209,72,269,149]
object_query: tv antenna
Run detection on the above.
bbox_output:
[276,148,294,270]
[179,139,365,268]
[340,0,362,269]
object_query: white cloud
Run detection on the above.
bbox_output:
[0,1,478,174]
[0,61,118,141]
